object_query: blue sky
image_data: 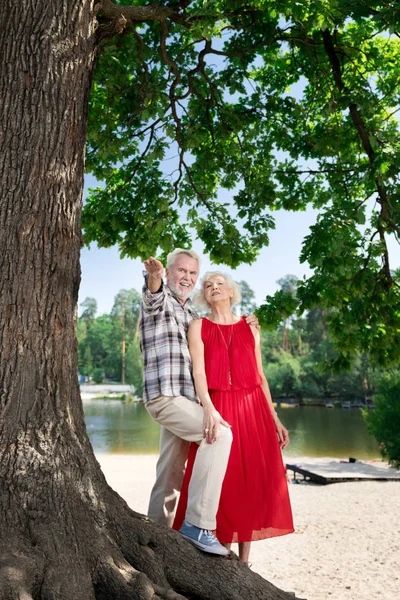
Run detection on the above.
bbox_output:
[79,175,400,316]
[79,47,400,317]
[79,31,400,317]
[79,45,320,315]
[79,196,318,315]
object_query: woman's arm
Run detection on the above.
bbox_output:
[188,319,231,444]
[252,328,290,450]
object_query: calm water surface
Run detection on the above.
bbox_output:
[83,400,380,459]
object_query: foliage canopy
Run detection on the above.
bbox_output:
[84,0,400,366]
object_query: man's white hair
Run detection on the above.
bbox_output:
[193,271,242,311]
[166,248,201,269]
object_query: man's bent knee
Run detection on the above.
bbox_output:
[218,425,233,444]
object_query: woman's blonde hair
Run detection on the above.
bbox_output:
[193,271,242,311]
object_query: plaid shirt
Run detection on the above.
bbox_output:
[140,275,198,404]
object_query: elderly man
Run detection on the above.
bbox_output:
[140,249,233,556]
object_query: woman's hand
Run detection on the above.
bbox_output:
[242,313,260,329]
[274,418,290,450]
[202,406,231,444]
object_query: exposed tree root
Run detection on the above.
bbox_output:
[0,481,303,600]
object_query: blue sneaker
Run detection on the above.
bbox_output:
[179,520,228,556]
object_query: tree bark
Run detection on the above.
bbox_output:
[0,2,302,598]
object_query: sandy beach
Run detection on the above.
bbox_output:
[97,453,400,600]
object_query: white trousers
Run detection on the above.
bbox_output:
[146,395,232,530]
[147,425,190,527]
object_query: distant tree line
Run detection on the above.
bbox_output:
[257,275,400,467]
[78,277,380,403]
[77,290,143,396]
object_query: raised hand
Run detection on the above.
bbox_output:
[144,256,164,280]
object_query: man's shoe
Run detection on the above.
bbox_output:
[179,520,228,556]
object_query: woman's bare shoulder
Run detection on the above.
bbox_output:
[189,317,203,332]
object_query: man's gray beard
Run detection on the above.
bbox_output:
[168,281,191,300]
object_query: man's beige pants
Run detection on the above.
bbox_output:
[146,395,232,531]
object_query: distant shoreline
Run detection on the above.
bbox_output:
[81,392,374,409]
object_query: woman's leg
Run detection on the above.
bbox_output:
[239,542,251,564]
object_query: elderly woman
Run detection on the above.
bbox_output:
[174,272,294,564]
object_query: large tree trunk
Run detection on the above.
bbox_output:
[0,2,302,598]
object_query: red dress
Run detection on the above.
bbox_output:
[173,318,294,543]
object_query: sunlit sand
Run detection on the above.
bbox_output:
[96,454,400,600]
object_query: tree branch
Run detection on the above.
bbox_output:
[96,12,127,43]
[99,0,192,29]
[274,167,363,175]
[320,27,399,289]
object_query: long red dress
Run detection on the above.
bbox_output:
[173,318,294,543]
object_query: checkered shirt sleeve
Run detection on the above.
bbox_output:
[140,276,198,403]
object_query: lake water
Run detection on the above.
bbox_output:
[83,400,381,459]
